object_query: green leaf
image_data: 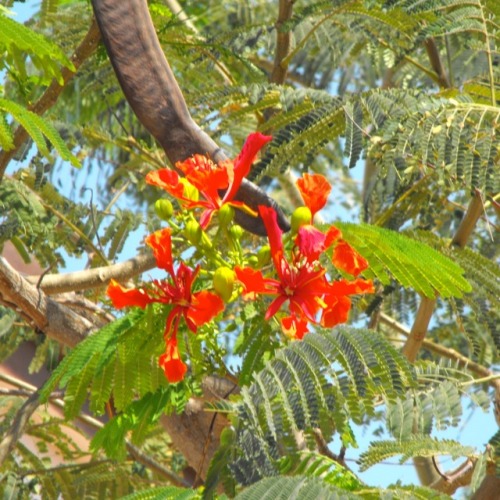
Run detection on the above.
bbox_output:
[358,436,476,471]
[335,223,472,298]
[0,12,74,84]
[0,98,80,167]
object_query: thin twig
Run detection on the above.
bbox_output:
[28,252,156,295]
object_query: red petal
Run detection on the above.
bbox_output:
[145,228,173,272]
[328,278,375,296]
[321,296,351,328]
[325,225,342,246]
[186,290,225,329]
[159,338,187,383]
[295,225,327,261]
[177,154,227,204]
[296,174,331,217]
[146,169,184,198]
[259,205,284,269]
[235,266,278,298]
[332,240,369,276]
[224,133,272,203]
[281,315,309,340]
[107,279,153,309]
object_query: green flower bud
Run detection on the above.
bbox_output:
[257,245,271,267]
[185,219,202,245]
[291,206,312,233]
[229,224,243,240]
[154,199,174,220]
[179,178,199,202]
[213,267,236,302]
[247,255,259,268]
[217,204,235,227]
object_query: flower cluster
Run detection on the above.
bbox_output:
[235,174,374,339]
[106,133,374,383]
[107,228,224,382]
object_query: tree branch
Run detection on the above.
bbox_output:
[0,373,189,486]
[27,252,156,295]
[401,191,484,360]
[0,18,101,182]
[0,257,93,347]
[270,0,295,84]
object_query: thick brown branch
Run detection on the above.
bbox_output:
[0,19,101,182]
[91,0,289,236]
[0,257,93,347]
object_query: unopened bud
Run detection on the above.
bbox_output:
[218,204,235,227]
[185,219,202,245]
[247,255,259,268]
[154,199,174,220]
[291,206,312,233]
[229,224,243,240]
[213,267,236,302]
[257,245,271,267]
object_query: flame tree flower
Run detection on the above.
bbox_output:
[106,228,224,383]
[145,132,272,229]
[235,205,374,339]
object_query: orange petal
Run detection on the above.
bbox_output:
[281,315,309,340]
[145,168,184,198]
[332,240,369,276]
[159,339,187,383]
[296,174,331,217]
[145,228,173,272]
[321,296,351,328]
[186,290,225,328]
[106,279,152,309]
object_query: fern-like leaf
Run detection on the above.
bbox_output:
[205,327,416,491]
[358,436,476,471]
[0,11,73,84]
[335,222,471,298]
[0,98,80,167]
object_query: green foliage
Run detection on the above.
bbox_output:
[91,386,190,460]
[234,475,359,500]
[335,222,471,298]
[0,98,79,166]
[39,308,172,417]
[122,486,202,500]
[358,436,476,471]
[205,327,416,491]
[1,0,498,497]
[0,10,73,84]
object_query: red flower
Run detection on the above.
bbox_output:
[236,206,329,327]
[106,228,224,383]
[146,132,272,228]
[236,205,374,338]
